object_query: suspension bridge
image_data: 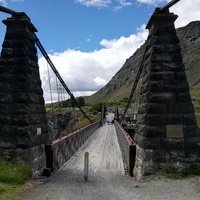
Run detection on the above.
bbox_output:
[0,0,200,198]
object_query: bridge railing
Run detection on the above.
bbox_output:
[45,121,101,172]
[114,120,136,176]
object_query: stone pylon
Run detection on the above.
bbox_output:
[0,14,49,176]
[134,9,200,180]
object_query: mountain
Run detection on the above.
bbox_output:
[86,21,200,104]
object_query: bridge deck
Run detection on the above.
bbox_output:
[16,119,200,200]
[65,123,124,174]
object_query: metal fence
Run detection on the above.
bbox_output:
[114,120,136,176]
[45,121,101,172]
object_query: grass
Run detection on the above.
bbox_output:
[0,160,31,200]
[195,113,200,128]
[190,88,200,128]
[165,165,200,179]
[0,183,24,200]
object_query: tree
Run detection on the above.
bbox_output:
[77,96,85,107]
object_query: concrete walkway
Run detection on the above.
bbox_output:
[15,119,200,200]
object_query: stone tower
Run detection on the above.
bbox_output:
[0,14,49,176]
[134,9,200,180]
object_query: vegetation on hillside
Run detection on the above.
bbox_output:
[45,96,100,139]
[46,96,85,112]
[88,98,128,114]
[0,160,31,200]
[190,88,200,127]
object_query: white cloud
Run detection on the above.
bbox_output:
[136,0,200,28]
[0,0,8,5]
[170,0,200,28]
[74,0,111,8]
[39,25,148,102]
[136,0,167,5]
[135,0,200,28]
[39,0,200,102]
[11,0,24,2]
[0,0,23,6]
[86,38,91,42]
[93,76,108,86]
[73,0,172,10]
[75,0,133,9]
[137,0,200,28]
[114,0,133,11]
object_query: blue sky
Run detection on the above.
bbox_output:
[1,0,156,52]
[0,0,200,101]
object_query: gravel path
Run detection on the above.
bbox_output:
[14,115,200,200]
[16,169,200,200]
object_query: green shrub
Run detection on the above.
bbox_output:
[166,165,200,179]
[90,102,104,113]
[0,160,31,184]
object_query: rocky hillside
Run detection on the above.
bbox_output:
[87,21,200,104]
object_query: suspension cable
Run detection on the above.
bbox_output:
[47,62,54,106]
[0,5,18,15]
[55,77,59,104]
[34,34,93,123]
[46,62,56,141]
[119,42,149,124]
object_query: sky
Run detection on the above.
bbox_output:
[0,0,200,102]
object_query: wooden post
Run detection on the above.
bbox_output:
[84,152,89,181]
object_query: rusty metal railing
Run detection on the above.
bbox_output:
[114,120,136,176]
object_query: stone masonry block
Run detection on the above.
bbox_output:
[176,92,192,103]
[146,114,165,126]
[0,115,11,125]
[176,103,195,114]
[147,35,179,46]
[149,92,175,103]
[145,125,166,138]
[0,93,13,103]
[150,62,185,72]
[134,134,160,149]
[176,71,187,80]
[183,126,200,137]
[148,44,181,55]
[163,80,189,91]
[134,10,200,179]
[149,81,164,91]
[160,138,184,149]
[185,137,200,148]
[0,15,48,176]
[149,25,177,36]
[182,114,197,125]
[150,72,175,81]
[138,93,149,103]
[138,103,167,114]
[136,114,147,124]
[151,53,182,63]
[2,40,26,49]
